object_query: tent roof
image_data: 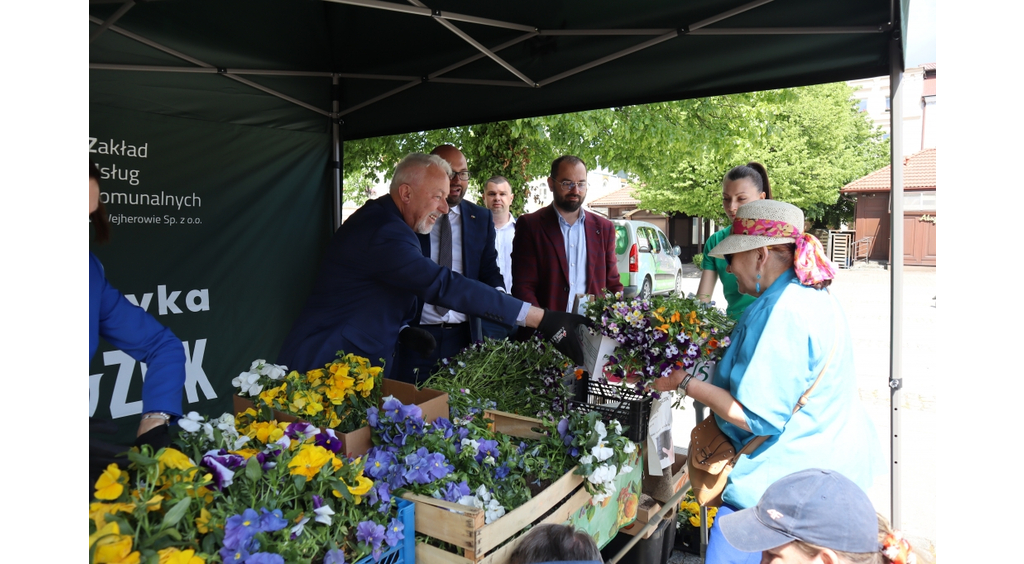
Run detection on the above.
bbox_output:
[841,147,936,193]
[89,0,908,139]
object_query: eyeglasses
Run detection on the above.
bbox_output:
[449,171,471,181]
[558,180,587,191]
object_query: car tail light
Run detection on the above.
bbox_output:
[629,244,638,272]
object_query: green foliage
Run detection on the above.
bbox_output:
[343,82,886,228]
[635,83,888,227]
[691,253,704,270]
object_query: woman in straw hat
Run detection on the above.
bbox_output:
[654,199,881,564]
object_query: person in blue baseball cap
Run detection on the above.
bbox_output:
[718,469,920,564]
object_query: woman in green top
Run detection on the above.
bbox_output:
[697,162,772,320]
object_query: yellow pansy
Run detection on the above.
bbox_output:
[354,373,375,397]
[90,522,141,564]
[230,448,260,460]
[144,494,165,512]
[89,502,136,529]
[306,368,326,386]
[195,507,212,534]
[347,474,374,497]
[94,464,126,500]
[688,515,701,527]
[157,547,205,564]
[670,311,681,323]
[686,310,697,325]
[287,444,333,480]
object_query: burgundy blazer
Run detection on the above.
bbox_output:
[511,205,623,312]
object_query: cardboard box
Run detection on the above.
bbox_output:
[644,451,688,505]
[232,379,449,458]
[618,494,676,540]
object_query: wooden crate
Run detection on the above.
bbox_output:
[233,380,449,458]
[405,410,591,564]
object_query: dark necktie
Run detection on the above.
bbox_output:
[435,212,452,316]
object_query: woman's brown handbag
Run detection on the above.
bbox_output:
[687,298,841,507]
[687,415,765,506]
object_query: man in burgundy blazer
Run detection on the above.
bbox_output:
[512,155,623,314]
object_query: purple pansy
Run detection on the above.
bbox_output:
[258,508,288,533]
[383,517,405,547]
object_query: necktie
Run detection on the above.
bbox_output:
[435,212,452,316]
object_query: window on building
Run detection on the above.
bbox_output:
[857,99,868,112]
[885,96,891,111]
[903,191,936,211]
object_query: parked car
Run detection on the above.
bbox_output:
[611,219,684,299]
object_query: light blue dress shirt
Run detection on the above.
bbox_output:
[557,207,588,313]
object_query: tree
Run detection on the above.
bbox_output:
[635,83,888,226]
[342,82,885,227]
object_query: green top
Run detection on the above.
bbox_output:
[701,226,755,320]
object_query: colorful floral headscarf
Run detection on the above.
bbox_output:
[732,218,837,286]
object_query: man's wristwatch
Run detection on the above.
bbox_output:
[141,412,172,425]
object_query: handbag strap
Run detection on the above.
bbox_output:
[730,294,842,462]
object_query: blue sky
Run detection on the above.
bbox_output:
[906,0,936,67]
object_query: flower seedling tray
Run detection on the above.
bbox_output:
[570,378,652,443]
[404,410,591,564]
[353,498,416,564]
[233,379,449,458]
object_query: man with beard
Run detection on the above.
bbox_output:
[512,155,623,314]
[278,152,592,378]
[392,145,507,383]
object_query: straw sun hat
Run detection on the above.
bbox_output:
[707,199,805,258]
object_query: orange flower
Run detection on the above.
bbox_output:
[575,369,585,380]
[686,311,697,324]
[670,312,681,323]
[707,339,719,350]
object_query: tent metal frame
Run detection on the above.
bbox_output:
[90,0,910,535]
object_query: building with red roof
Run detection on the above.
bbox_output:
[840,148,936,266]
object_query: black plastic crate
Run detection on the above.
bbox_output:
[570,377,652,442]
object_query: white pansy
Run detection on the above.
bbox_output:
[610,420,622,435]
[623,442,636,454]
[178,412,205,433]
[483,455,496,466]
[232,435,251,450]
[461,438,480,455]
[261,363,287,380]
[484,499,505,524]
[579,454,594,465]
[594,420,608,442]
[314,504,335,525]
[232,371,262,396]
[290,516,310,538]
[249,359,266,371]
[591,442,614,462]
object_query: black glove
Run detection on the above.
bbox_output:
[536,310,593,366]
[134,423,173,451]
[399,326,437,359]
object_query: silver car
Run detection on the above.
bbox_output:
[611,219,684,299]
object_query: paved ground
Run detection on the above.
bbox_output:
[657,263,937,563]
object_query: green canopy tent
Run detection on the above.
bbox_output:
[89,0,912,527]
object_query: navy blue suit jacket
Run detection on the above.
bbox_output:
[278,195,523,374]
[414,200,505,339]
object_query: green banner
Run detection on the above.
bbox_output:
[89,104,331,444]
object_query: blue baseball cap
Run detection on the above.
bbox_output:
[719,469,878,554]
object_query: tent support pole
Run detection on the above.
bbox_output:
[90,0,135,43]
[332,75,344,231]
[887,32,905,532]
